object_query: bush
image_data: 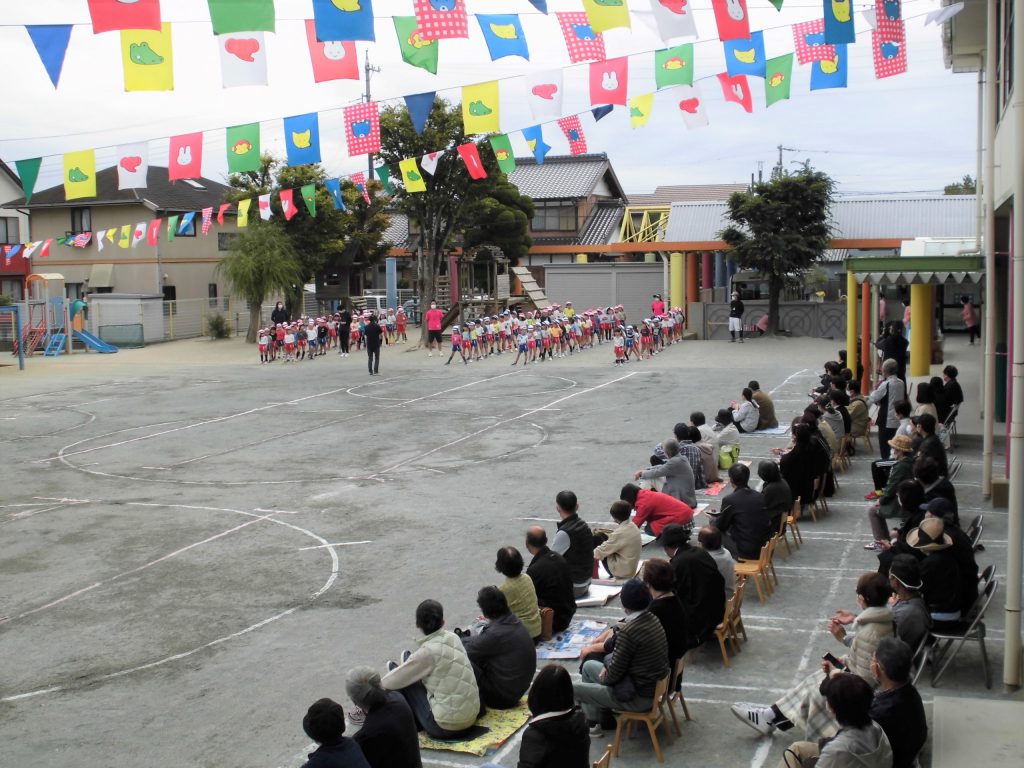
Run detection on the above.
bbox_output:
[0,294,12,306]
[207,313,231,339]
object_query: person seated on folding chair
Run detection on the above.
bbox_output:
[914,457,958,527]
[887,555,932,651]
[865,435,916,550]
[930,376,950,424]
[875,480,926,576]
[775,673,892,768]
[713,464,772,561]
[942,365,963,412]
[730,573,894,743]
[906,517,963,622]
[869,638,928,768]
[641,558,689,673]
[920,498,979,617]
[662,524,725,650]
[758,460,793,535]
[698,525,736,599]
[846,380,870,443]
[912,414,948,478]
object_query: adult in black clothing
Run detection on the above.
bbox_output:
[346,667,422,768]
[907,517,962,619]
[914,456,958,527]
[942,365,964,412]
[869,638,928,768]
[780,423,829,514]
[661,525,724,650]
[729,291,745,343]
[300,698,370,768]
[461,587,536,709]
[712,463,772,560]
[921,498,978,614]
[912,413,948,477]
[641,558,689,668]
[550,490,595,598]
[929,376,950,423]
[876,321,909,381]
[516,665,590,768]
[757,461,793,534]
[525,527,576,633]
[363,315,383,375]
[876,480,927,575]
[271,301,289,325]
[338,308,353,355]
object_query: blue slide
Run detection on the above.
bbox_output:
[73,329,118,353]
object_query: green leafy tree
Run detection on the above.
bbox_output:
[718,168,835,336]
[463,177,534,264]
[943,174,976,195]
[216,223,303,343]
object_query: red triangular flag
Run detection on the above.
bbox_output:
[217,203,231,225]
[457,143,488,180]
[717,72,753,113]
[280,188,298,220]
[147,218,162,246]
[40,238,53,257]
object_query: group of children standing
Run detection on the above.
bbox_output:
[257,309,409,364]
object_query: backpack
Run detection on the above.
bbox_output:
[719,444,741,470]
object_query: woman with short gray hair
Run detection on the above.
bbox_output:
[868,359,907,460]
[346,666,422,768]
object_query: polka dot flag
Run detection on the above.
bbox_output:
[556,12,606,63]
[344,102,380,156]
[414,0,469,42]
[872,20,906,79]
[792,18,835,65]
[558,116,588,155]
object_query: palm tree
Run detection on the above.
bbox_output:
[217,223,303,342]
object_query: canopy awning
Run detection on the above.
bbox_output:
[88,263,115,288]
[846,254,984,285]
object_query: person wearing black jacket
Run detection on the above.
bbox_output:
[271,301,289,325]
[661,524,724,650]
[712,464,772,560]
[729,291,745,343]
[525,527,576,633]
[869,638,928,768]
[922,498,978,614]
[914,457,958,527]
[550,490,594,597]
[516,665,590,768]
[907,517,962,620]
[363,315,383,375]
[641,558,689,668]
[345,667,422,768]
[461,587,536,710]
[337,308,352,356]
[876,321,909,381]
[913,414,948,477]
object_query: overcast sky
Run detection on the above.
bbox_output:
[0,0,979,198]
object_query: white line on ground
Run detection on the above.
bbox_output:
[384,369,523,407]
[769,369,810,395]
[297,540,373,551]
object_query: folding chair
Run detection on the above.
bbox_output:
[978,564,996,589]
[966,514,984,551]
[735,540,773,603]
[942,403,960,449]
[929,578,998,688]
[666,655,693,735]
[612,674,672,763]
[786,496,803,550]
[947,457,963,482]
[910,632,931,686]
[715,592,740,666]
[861,428,873,453]
[592,744,613,768]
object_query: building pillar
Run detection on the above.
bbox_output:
[714,252,726,288]
[686,252,699,308]
[385,257,397,311]
[909,283,933,377]
[727,258,738,284]
[575,253,588,264]
[670,252,684,310]
[701,253,713,294]
[846,271,858,379]
[861,278,872,395]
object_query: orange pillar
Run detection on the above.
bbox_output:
[861,280,872,394]
[686,253,699,309]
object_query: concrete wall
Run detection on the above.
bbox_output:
[542,262,664,322]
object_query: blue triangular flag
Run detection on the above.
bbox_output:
[528,0,548,12]
[477,15,529,61]
[178,211,197,234]
[404,92,436,136]
[521,125,551,165]
[8,244,23,258]
[26,25,73,88]
[284,113,322,167]
[592,105,614,122]
[325,178,346,210]
[313,0,375,42]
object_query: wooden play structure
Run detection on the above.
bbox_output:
[435,245,515,329]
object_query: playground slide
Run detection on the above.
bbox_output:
[73,330,118,353]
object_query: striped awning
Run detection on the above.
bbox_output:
[853,270,984,285]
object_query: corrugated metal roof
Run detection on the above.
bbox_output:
[508,153,617,200]
[628,183,748,205]
[664,196,978,242]
[577,201,624,245]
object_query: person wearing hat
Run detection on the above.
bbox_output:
[572,578,669,738]
[346,667,422,768]
[906,517,962,621]
[865,434,916,548]
[651,294,665,317]
[662,523,725,649]
[921,498,979,615]
[299,698,370,768]
[887,555,931,650]
[729,291,745,342]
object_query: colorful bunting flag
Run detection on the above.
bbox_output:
[121,23,174,91]
[717,72,753,113]
[237,200,251,227]
[399,158,426,192]
[375,166,393,195]
[457,143,487,180]
[558,116,588,155]
[131,222,147,248]
[325,178,345,210]
[23,241,41,258]
[63,150,96,200]
[178,211,197,234]
[824,0,856,44]
[583,0,630,33]
[655,43,694,88]
[793,19,835,64]
[26,25,73,88]
[404,92,436,135]
[769,0,785,9]
[313,0,374,42]
[344,102,381,155]
[420,151,443,175]
[280,188,298,220]
[589,57,629,106]
[15,158,42,203]
[218,203,231,224]
[394,17,439,75]
[477,15,529,61]
[489,135,516,174]
[38,239,53,258]
[872,23,906,79]
[557,12,606,63]
[165,216,178,241]
[524,70,563,120]
[648,0,698,42]
[810,44,848,89]
[116,143,148,190]
[351,172,370,203]
[207,0,275,35]
[462,81,500,134]
[88,0,161,34]
[106,228,118,244]
[591,105,614,121]
[521,125,551,164]
[765,53,794,106]
[119,223,132,248]
[724,30,766,78]
[301,184,316,216]
[304,20,358,82]
[201,207,214,234]
[73,232,92,248]
[226,123,261,173]
[414,0,469,41]
[258,194,272,220]
[710,0,751,42]
[169,132,203,181]
[528,1,548,12]
[218,31,268,87]
[148,218,162,245]
[284,113,322,166]
[629,93,654,128]
[97,232,109,251]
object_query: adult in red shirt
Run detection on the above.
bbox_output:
[620,483,694,537]
[424,301,444,357]
[651,294,665,317]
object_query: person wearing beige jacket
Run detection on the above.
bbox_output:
[592,501,642,580]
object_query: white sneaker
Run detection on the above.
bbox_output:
[588,724,604,738]
[730,703,775,736]
[428,352,433,357]
[347,705,366,726]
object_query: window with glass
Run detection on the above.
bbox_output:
[996,0,1015,119]
[530,201,577,232]
[0,217,19,244]
[70,208,91,233]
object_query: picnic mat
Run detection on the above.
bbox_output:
[576,583,622,607]
[748,425,791,436]
[536,619,608,660]
[418,698,531,756]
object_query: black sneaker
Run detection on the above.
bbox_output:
[401,649,412,664]
[386,659,399,672]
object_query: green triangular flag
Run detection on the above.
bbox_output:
[301,183,316,217]
[394,17,439,75]
[226,123,261,173]
[167,214,180,242]
[654,44,694,89]
[375,166,394,195]
[765,53,794,107]
[768,0,785,9]
[488,134,516,174]
[15,158,42,203]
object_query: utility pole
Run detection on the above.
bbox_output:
[364,51,381,179]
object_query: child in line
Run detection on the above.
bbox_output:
[613,326,625,365]
[446,324,468,365]
[258,328,270,363]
